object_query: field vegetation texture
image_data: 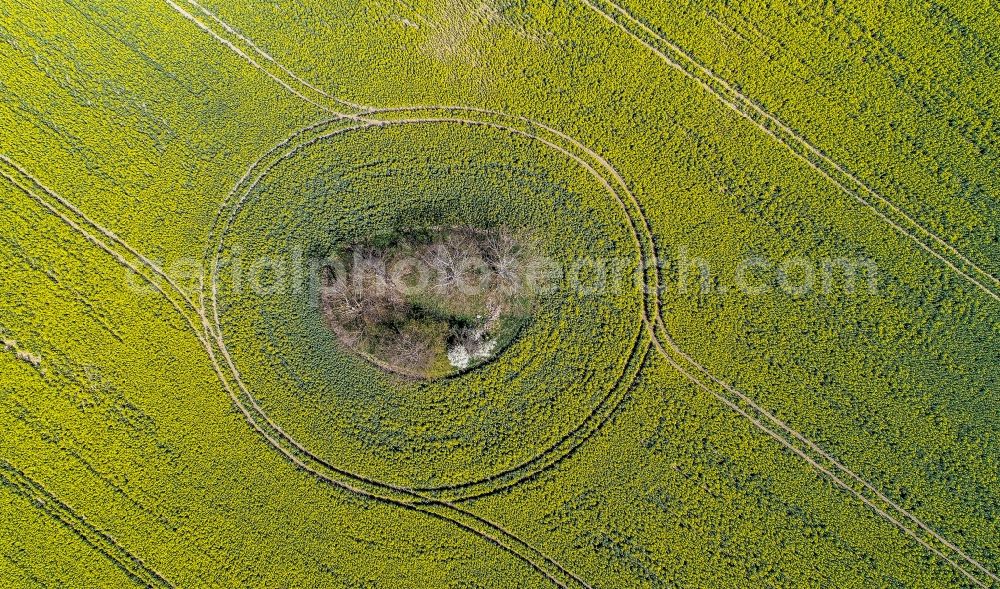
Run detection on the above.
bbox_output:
[0,0,998,587]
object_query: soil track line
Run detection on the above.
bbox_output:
[91,2,1000,585]
[647,336,992,589]
[182,0,365,111]
[195,288,594,589]
[13,1,598,572]
[0,461,174,588]
[378,109,998,585]
[652,303,1000,588]
[369,107,998,587]
[579,0,1000,304]
[0,155,203,318]
[205,111,651,504]
[575,1,1000,584]
[0,163,211,354]
[0,159,591,589]
[164,0,361,114]
[207,109,994,586]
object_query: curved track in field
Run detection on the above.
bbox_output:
[576,1,1000,585]
[204,108,653,504]
[5,0,991,587]
[1,154,595,589]
[170,2,1000,586]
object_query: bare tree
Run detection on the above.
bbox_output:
[352,247,401,305]
[421,231,485,297]
[379,323,434,372]
[320,256,405,344]
[483,227,528,297]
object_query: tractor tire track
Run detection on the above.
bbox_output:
[157,1,1000,582]
[648,325,995,589]
[424,106,999,587]
[182,0,366,111]
[204,109,652,504]
[579,0,1000,304]
[0,155,204,323]
[0,461,174,589]
[52,1,1000,586]
[164,0,362,113]
[0,160,210,353]
[194,286,594,589]
[2,150,593,589]
[575,1,1000,585]
[207,107,995,586]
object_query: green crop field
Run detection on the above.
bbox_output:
[1,0,998,587]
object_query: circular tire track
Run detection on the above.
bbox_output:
[196,105,669,589]
[203,106,659,504]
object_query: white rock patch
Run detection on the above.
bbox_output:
[448,336,497,370]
